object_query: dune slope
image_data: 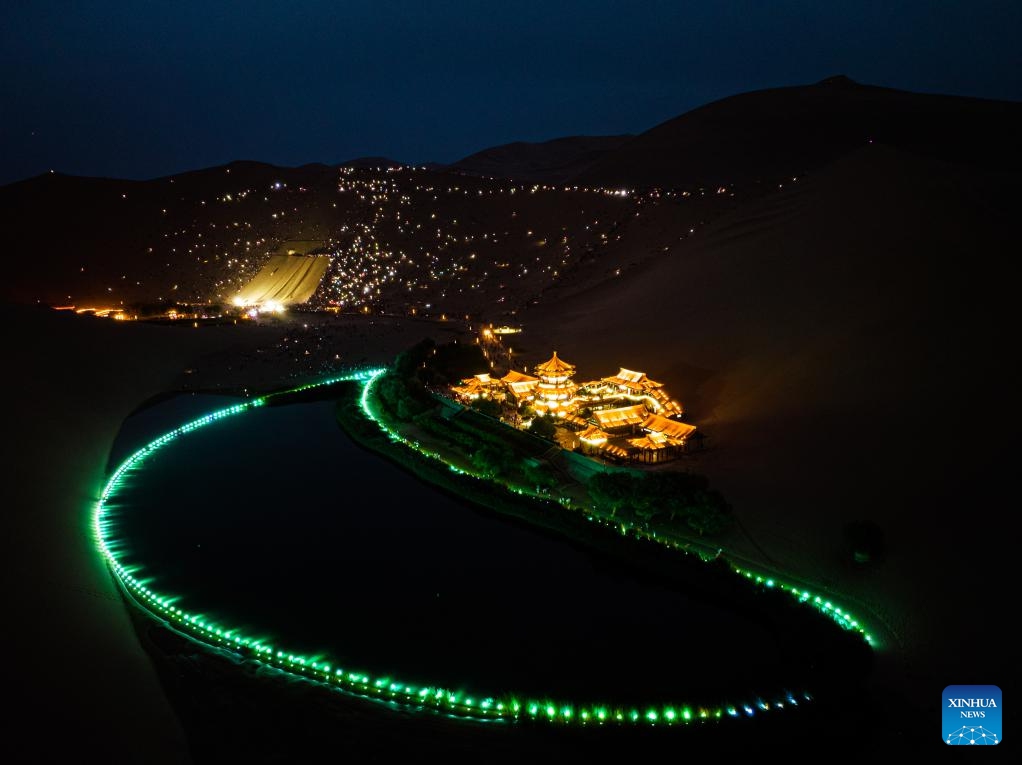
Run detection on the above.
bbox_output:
[525,143,1017,703]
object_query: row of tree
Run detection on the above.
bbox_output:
[587,471,733,537]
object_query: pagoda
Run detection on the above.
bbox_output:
[532,351,577,416]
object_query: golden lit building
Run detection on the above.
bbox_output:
[578,426,609,455]
[593,404,648,433]
[532,351,578,416]
[451,373,499,400]
[450,348,699,464]
[500,369,539,403]
[600,368,683,417]
[641,413,697,441]
[625,414,699,463]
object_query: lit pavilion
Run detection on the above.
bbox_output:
[532,351,578,416]
[600,368,682,417]
[451,373,499,400]
[627,414,699,463]
[501,369,539,403]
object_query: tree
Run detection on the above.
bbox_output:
[426,341,488,384]
[632,501,659,527]
[471,444,513,479]
[684,491,733,536]
[588,472,637,517]
[470,397,502,419]
[527,415,557,440]
[397,396,430,421]
[393,338,436,379]
[523,461,558,492]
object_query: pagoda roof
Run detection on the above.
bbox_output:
[534,351,575,376]
[594,404,648,429]
[628,433,677,451]
[507,380,538,395]
[452,377,491,396]
[642,414,697,440]
[501,369,538,384]
[566,413,590,427]
[578,426,610,443]
[602,368,663,390]
[602,442,631,459]
[656,398,684,417]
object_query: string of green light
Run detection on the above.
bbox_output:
[95,368,864,727]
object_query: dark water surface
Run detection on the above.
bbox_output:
[111,396,789,705]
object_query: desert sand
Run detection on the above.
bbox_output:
[1,306,447,761]
[524,144,1017,713]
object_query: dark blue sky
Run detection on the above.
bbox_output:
[2,1,1020,184]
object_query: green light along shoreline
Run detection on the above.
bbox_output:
[94,368,873,728]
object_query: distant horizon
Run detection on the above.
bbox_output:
[3,0,1021,185]
[5,73,1021,187]
[3,0,1017,184]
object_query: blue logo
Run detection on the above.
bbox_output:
[943,685,1001,745]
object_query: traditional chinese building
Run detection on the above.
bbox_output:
[532,351,578,416]
[626,414,699,463]
[593,403,648,433]
[578,426,610,455]
[500,369,539,403]
[599,368,683,417]
[450,348,700,464]
[451,373,499,400]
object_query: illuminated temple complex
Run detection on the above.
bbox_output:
[452,351,700,464]
[533,351,577,414]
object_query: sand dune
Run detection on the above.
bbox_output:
[524,144,1018,707]
[1,306,438,760]
[1,308,299,760]
[576,75,1022,189]
[446,135,633,183]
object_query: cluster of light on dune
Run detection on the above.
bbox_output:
[85,161,750,313]
[95,369,871,727]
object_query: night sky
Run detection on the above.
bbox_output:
[2,1,1019,185]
